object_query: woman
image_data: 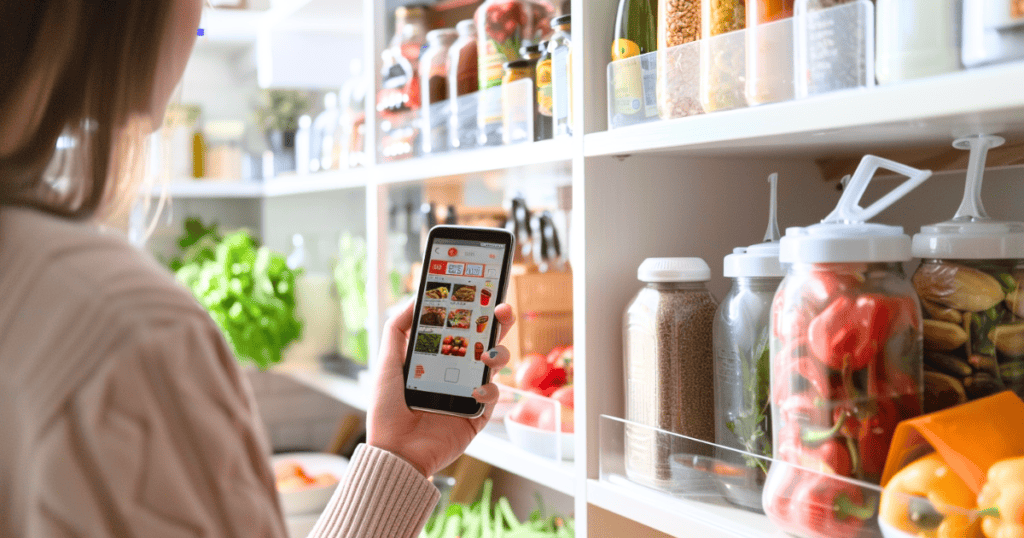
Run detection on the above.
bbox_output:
[0,1,514,537]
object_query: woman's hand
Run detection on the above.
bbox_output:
[367,300,515,477]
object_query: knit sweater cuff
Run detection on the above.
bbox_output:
[309,444,440,538]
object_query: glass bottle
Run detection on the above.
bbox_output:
[448,19,479,150]
[611,0,657,126]
[476,0,532,146]
[535,40,554,139]
[549,15,572,138]
[378,5,428,161]
[746,0,795,106]
[624,258,718,490]
[521,43,550,140]
[421,28,459,154]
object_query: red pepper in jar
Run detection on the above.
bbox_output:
[764,461,809,525]
[778,391,829,427]
[773,355,831,407]
[857,397,901,481]
[808,294,892,372]
[802,270,861,312]
[789,475,876,538]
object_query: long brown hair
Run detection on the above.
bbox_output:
[0,1,175,220]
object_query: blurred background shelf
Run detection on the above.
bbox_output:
[149,171,368,199]
[375,138,575,183]
[466,424,576,497]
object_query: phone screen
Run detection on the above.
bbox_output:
[405,236,508,399]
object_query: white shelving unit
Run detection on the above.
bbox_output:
[149,0,1024,536]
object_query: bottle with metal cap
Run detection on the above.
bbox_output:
[712,173,785,511]
[764,155,931,538]
[911,135,1024,408]
[623,257,717,490]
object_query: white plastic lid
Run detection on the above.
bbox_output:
[913,135,1024,259]
[724,173,785,277]
[780,155,932,263]
[638,257,711,283]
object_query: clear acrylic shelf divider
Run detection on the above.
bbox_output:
[606,1,874,129]
[489,382,573,462]
[598,415,990,538]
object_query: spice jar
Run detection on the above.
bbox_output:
[476,0,531,147]
[712,173,783,512]
[521,43,551,140]
[448,19,479,150]
[962,0,1024,67]
[875,0,961,85]
[624,258,717,489]
[763,156,930,538]
[746,0,795,106]
[698,0,746,113]
[795,0,873,97]
[502,59,536,144]
[911,135,1024,411]
[421,28,459,154]
[549,15,573,138]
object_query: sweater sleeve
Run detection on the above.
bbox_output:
[25,314,289,538]
[308,444,441,538]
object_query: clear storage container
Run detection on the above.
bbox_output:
[911,135,1024,411]
[624,258,717,489]
[421,29,459,154]
[794,0,875,98]
[698,0,747,113]
[962,0,1024,67]
[550,15,573,138]
[746,0,795,106]
[448,20,479,151]
[875,0,962,85]
[765,156,931,538]
[712,174,784,512]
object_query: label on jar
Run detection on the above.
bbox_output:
[537,58,553,116]
[612,39,642,116]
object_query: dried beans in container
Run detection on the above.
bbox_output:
[657,0,703,119]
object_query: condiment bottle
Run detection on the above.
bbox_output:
[911,135,1024,410]
[712,173,783,511]
[502,59,535,144]
[746,0,795,106]
[420,28,459,154]
[549,15,573,138]
[623,258,717,490]
[536,40,554,139]
[520,43,550,141]
[763,155,931,538]
[448,20,479,150]
[476,0,531,147]
[875,0,961,85]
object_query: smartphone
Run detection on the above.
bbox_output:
[403,225,515,418]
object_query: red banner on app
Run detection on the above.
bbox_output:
[428,260,448,275]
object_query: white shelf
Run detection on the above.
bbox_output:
[466,424,576,497]
[375,138,575,183]
[585,62,1024,159]
[149,170,368,199]
[277,367,372,412]
[587,478,773,538]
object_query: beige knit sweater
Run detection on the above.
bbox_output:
[0,206,439,537]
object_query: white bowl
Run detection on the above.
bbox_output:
[272,452,349,516]
[504,416,574,461]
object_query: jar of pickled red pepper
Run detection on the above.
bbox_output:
[763,156,931,538]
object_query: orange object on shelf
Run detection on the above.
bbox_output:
[881,391,1024,494]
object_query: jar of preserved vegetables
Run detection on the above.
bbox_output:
[763,156,931,538]
[713,173,783,512]
[912,135,1024,410]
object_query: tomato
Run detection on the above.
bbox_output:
[508,398,547,428]
[443,335,453,346]
[442,344,451,355]
[550,386,574,409]
[516,353,551,393]
[538,402,574,433]
[545,346,565,365]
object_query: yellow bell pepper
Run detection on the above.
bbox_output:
[881,453,984,538]
[978,456,1024,538]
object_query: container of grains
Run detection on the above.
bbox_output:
[912,135,1024,410]
[712,173,783,512]
[623,257,717,490]
[698,0,747,113]
[763,155,930,538]
[794,0,874,98]
[659,0,707,117]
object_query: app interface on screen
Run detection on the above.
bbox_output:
[406,238,506,398]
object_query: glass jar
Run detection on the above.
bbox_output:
[795,0,873,98]
[521,43,551,141]
[476,0,531,146]
[448,19,479,150]
[549,15,572,138]
[911,135,1024,410]
[378,5,428,162]
[763,156,930,538]
[502,59,535,144]
[623,258,717,490]
[421,29,459,154]
[962,0,1024,67]
[746,0,795,106]
[875,0,961,85]
[698,0,747,113]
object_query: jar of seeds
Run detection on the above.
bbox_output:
[623,257,717,490]
[658,0,703,119]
